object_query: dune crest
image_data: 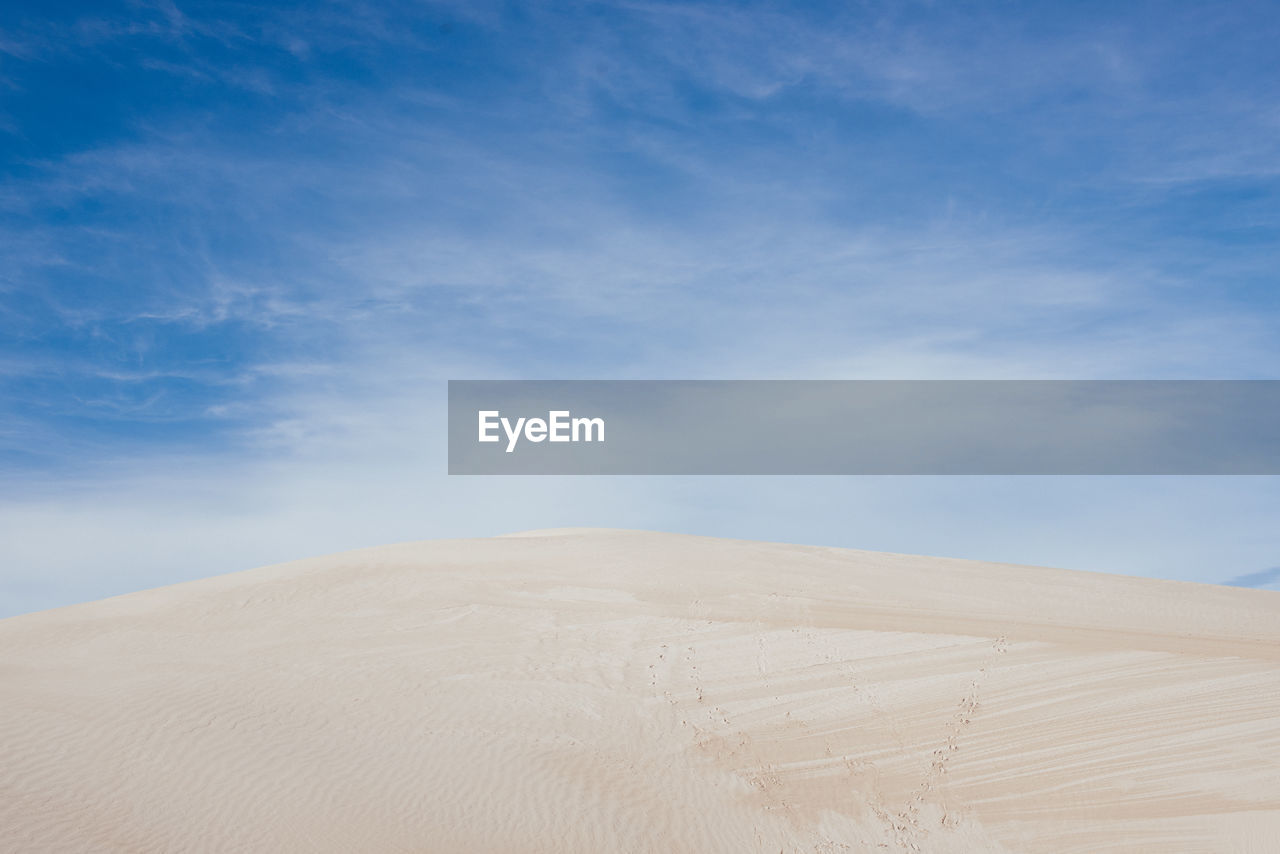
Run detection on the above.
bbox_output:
[2,529,1278,852]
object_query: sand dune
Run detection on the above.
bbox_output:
[2,529,1278,852]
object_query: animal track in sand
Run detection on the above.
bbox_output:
[650,623,1014,853]
[885,634,1010,851]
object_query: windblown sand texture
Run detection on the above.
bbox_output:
[2,529,1278,852]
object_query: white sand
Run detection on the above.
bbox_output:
[2,528,1278,852]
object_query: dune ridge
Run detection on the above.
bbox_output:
[2,529,1278,852]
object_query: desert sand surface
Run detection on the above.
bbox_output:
[2,529,1279,853]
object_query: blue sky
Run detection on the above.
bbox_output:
[2,0,1279,615]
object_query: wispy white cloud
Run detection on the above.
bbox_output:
[2,0,1278,614]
